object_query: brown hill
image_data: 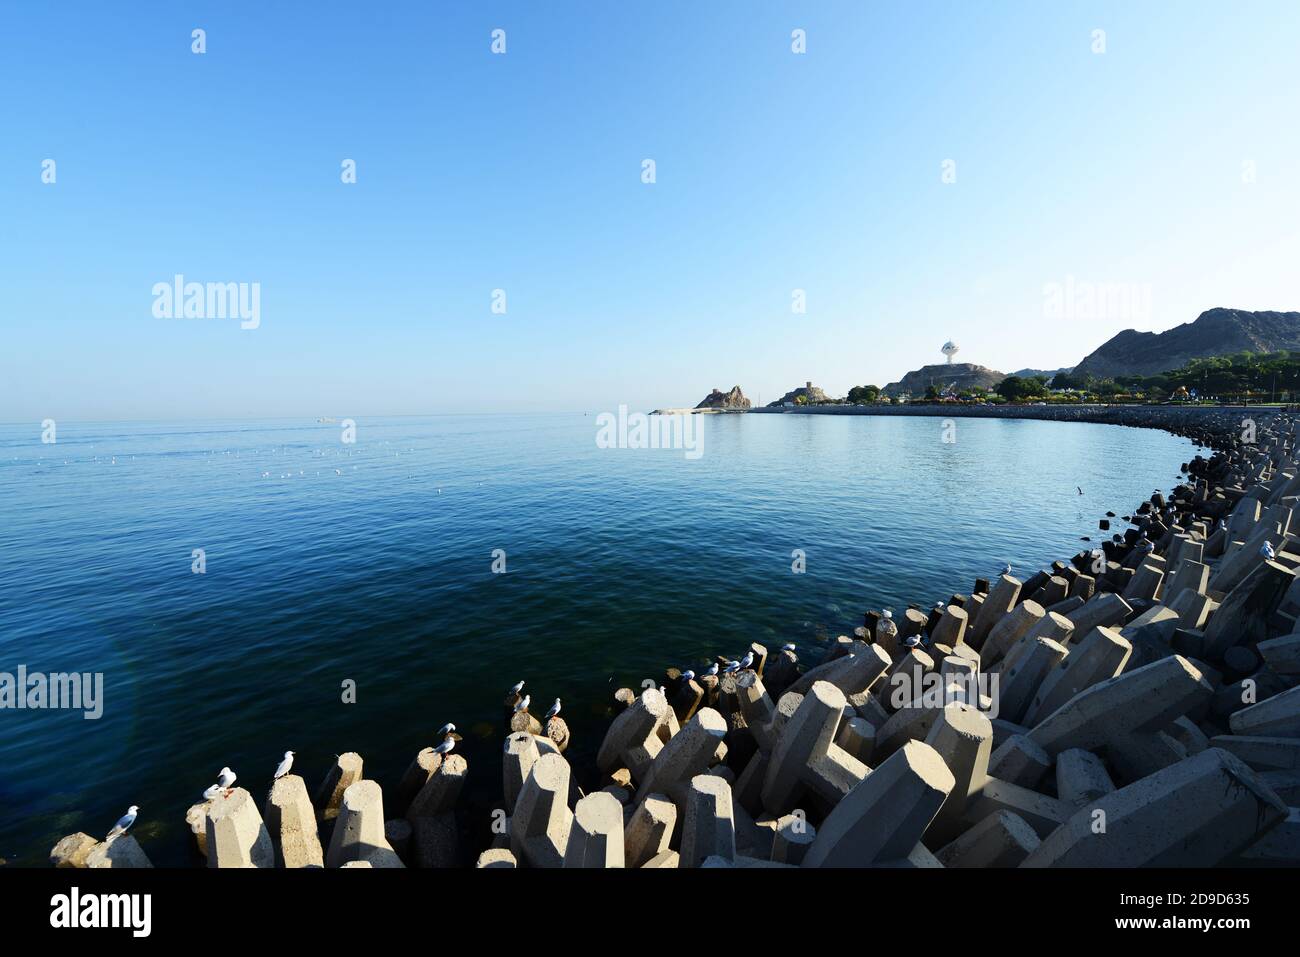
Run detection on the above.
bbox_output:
[1073,308,1300,379]
[881,363,1006,398]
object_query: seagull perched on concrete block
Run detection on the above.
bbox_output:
[544,698,561,722]
[721,659,741,675]
[514,694,531,714]
[1000,563,1012,576]
[680,669,695,682]
[215,766,237,798]
[509,680,525,696]
[702,662,719,678]
[877,610,899,644]
[738,651,754,671]
[1261,541,1276,560]
[433,731,462,756]
[202,783,223,801]
[273,751,295,780]
[106,806,138,841]
[781,642,796,652]
[436,722,456,739]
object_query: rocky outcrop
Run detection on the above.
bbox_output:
[767,381,832,407]
[881,363,1006,398]
[1073,308,1300,379]
[695,386,751,410]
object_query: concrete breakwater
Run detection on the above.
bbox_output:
[49,407,1300,868]
[662,402,1273,450]
[752,401,1272,440]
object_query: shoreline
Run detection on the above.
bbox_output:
[659,402,1272,445]
[44,407,1300,869]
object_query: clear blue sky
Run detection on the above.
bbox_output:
[3,1,1299,420]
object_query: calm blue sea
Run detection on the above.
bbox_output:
[0,412,1198,865]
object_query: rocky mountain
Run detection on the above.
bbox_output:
[881,363,1006,398]
[1011,367,1072,381]
[695,385,752,410]
[1073,308,1300,379]
[767,381,832,406]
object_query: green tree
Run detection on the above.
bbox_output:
[994,375,1048,402]
[847,384,880,404]
[1051,371,1090,390]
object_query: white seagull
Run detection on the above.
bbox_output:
[433,732,460,757]
[509,680,525,696]
[436,722,456,739]
[721,659,741,674]
[106,806,139,841]
[1001,563,1012,576]
[1261,541,1276,560]
[544,698,561,722]
[781,642,796,652]
[514,694,531,714]
[702,662,719,678]
[202,783,223,801]
[738,651,755,671]
[217,766,237,796]
[273,751,295,780]
[680,669,696,682]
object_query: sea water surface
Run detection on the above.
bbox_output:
[0,412,1199,864]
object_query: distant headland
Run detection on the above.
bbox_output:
[655,308,1300,414]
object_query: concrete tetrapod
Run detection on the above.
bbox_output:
[597,688,672,781]
[85,837,153,869]
[314,752,363,823]
[680,774,736,868]
[405,754,468,821]
[503,732,541,811]
[970,575,1021,647]
[922,702,993,847]
[981,601,1046,668]
[801,740,955,867]
[936,810,1039,868]
[326,780,404,868]
[1026,655,1213,757]
[207,787,275,868]
[1022,748,1288,867]
[265,775,324,868]
[624,794,676,868]
[563,791,625,868]
[760,681,868,815]
[511,751,574,867]
[634,707,728,812]
[1021,626,1133,726]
